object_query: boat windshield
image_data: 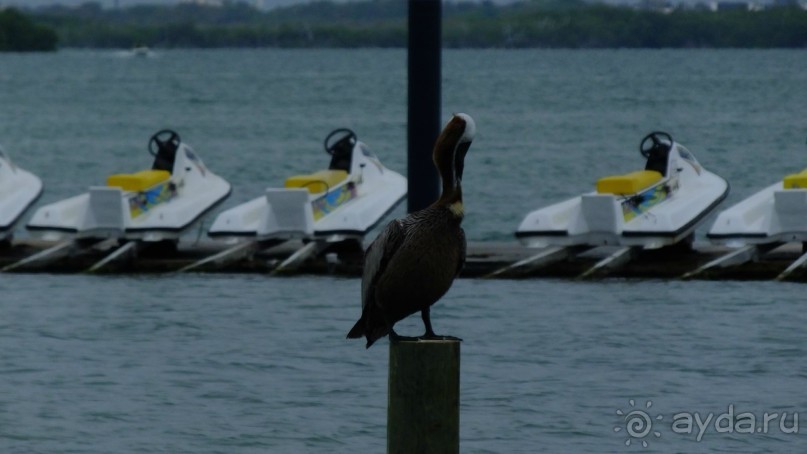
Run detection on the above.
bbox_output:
[677,145,698,162]
[359,143,377,159]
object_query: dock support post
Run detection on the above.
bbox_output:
[1,240,75,272]
[775,249,807,281]
[578,246,636,279]
[681,244,778,280]
[407,0,442,213]
[270,241,321,275]
[484,245,590,278]
[388,340,460,454]
[86,240,138,273]
[177,240,260,273]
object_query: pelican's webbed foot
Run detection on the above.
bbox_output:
[419,333,463,342]
[389,329,419,343]
[389,329,462,343]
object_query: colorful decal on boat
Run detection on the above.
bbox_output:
[311,182,357,220]
[621,179,678,222]
[128,181,177,218]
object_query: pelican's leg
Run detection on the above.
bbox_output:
[421,308,437,337]
[420,308,462,342]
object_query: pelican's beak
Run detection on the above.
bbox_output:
[452,113,475,183]
[455,140,472,183]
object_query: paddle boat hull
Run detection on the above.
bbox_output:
[208,129,406,243]
[27,130,231,242]
[0,149,43,242]
[516,132,729,249]
[131,46,150,57]
[708,169,807,245]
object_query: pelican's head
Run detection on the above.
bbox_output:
[433,113,475,189]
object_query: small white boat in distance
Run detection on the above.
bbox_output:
[27,129,231,243]
[208,128,406,243]
[131,45,150,57]
[516,132,729,249]
[0,147,43,243]
[708,168,807,245]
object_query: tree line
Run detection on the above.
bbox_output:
[18,0,807,49]
[0,8,58,51]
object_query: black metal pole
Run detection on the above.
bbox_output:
[407,0,442,213]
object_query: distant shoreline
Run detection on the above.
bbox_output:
[20,2,807,50]
[0,8,57,51]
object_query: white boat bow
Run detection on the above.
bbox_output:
[209,128,406,243]
[0,146,43,242]
[708,168,807,245]
[516,131,729,249]
[27,129,231,242]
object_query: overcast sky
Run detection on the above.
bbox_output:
[0,0,773,10]
[0,0,645,10]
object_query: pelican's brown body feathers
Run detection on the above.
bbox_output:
[347,113,475,348]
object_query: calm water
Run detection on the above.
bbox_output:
[1,49,807,452]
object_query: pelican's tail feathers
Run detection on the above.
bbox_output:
[347,310,389,349]
[364,325,390,349]
[347,316,365,339]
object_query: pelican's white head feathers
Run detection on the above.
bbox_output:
[454,113,476,143]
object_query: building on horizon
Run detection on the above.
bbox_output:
[179,0,224,6]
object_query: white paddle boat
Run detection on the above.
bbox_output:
[193,129,405,272]
[516,132,729,249]
[504,132,728,278]
[708,169,807,246]
[698,164,807,280]
[0,147,43,244]
[209,128,406,242]
[27,129,231,243]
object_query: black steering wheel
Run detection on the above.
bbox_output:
[324,128,357,156]
[148,129,182,157]
[640,131,674,158]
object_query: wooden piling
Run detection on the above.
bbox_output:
[388,339,460,454]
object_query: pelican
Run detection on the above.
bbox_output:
[347,113,475,348]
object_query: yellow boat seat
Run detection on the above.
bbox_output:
[783,168,807,189]
[596,170,662,194]
[107,170,171,192]
[284,170,348,194]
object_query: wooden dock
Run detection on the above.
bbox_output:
[1,238,806,281]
